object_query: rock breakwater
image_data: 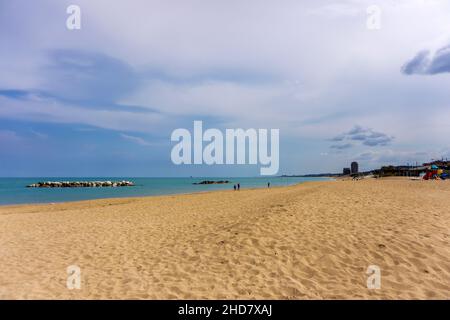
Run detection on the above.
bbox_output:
[27,181,135,188]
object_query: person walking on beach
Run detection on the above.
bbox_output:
[268,182,270,188]
[233,184,236,191]
[237,183,240,191]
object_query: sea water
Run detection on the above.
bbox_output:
[0,177,330,205]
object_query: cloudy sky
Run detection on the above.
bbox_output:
[1,0,450,177]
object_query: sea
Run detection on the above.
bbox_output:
[0,177,331,205]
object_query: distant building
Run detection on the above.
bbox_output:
[376,165,426,177]
[343,168,351,175]
[423,160,450,169]
[351,161,359,174]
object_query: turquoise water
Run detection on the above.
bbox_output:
[0,177,330,205]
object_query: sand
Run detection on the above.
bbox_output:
[0,179,449,299]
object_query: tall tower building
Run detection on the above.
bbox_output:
[351,161,359,174]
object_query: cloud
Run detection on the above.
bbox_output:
[0,94,166,134]
[347,126,366,135]
[0,88,158,114]
[0,48,162,115]
[0,130,30,155]
[353,149,440,167]
[44,50,139,103]
[119,133,151,146]
[328,134,345,142]
[30,129,48,139]
[330,126,394,148]
[0,130,22,144]
[362,135,393,147]
[330,143,353,150]
[402,43,450,75]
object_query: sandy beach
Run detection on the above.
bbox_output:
[0,179,449,299]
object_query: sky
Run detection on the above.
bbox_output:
[1,0,450,177]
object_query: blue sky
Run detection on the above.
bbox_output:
[1,0,450,177]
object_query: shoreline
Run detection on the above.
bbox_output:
[0,178,333,208]
[0,176,433,210]
[0,180,316,210]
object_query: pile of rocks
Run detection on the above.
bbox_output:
[26,180,135,188]
[192,180,230,185]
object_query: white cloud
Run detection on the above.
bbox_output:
[30,129,48,139]
[0,96,166,134]
[119,133,151,146]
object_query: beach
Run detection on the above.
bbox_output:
[0,179,449,299]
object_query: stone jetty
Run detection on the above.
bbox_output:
[192,180,230,185]
[26,180,135,188]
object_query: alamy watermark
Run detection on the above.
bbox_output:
[171,121,279,175]
[67,265,81,290]
[66,5,81,30]
[366,5,382,30]
[366,265,381,289]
